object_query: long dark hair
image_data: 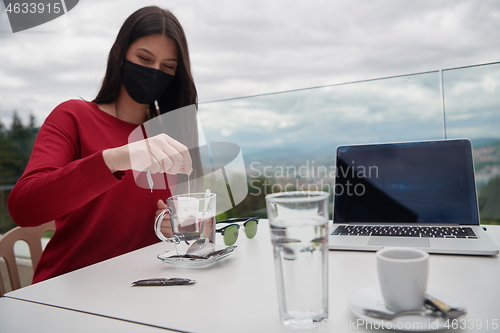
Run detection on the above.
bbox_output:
[93,6,202,191]
[92,6,197,117]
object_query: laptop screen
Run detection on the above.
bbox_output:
[333,139,479,225]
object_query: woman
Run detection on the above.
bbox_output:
[8,6,197,283]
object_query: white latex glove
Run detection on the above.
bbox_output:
[103,133,193,175]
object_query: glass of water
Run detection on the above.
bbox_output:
[265,191,330,328]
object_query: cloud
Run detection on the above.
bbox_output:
[198,69,446,154]
[1,0,499,127]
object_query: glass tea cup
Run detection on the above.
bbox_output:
[155,192,216,256]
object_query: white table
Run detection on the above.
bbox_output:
[0,297,176,332]
[4,222,500,333]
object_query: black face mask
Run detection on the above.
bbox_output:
[120,59,174,104]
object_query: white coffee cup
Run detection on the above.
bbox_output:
[376,247,429,312]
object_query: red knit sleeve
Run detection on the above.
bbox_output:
[7,101,124,227]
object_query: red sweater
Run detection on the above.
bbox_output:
[8,100,171,283]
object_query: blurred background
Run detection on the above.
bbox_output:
[1,0,499,232]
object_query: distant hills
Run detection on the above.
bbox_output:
[242,138,500,172]
[472,138,500,189]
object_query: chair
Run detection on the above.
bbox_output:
[0,221,55,296]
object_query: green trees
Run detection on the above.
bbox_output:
[0,111,38,233]
[479,177,500,225]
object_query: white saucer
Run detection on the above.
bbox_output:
[157,246,236,268]
[347,286,465,332]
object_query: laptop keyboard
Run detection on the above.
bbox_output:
[331,225,478,238]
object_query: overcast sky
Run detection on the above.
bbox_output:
[1,0,500,127]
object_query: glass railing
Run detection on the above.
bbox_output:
[442,62,500,224]
[1,62,499,233]
[197,62,500,223]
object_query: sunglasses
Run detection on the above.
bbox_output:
[216,217,260,246]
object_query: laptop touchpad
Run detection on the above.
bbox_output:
[368,237,430,248]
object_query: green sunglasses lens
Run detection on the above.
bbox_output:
[245,220,258,239]
[224,225,239,246]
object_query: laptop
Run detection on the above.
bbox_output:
[329,139,499,255]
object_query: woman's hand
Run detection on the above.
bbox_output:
[102,133,193,175]
[156,199,173,238]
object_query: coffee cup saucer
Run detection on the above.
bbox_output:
[347,286,465,331]
[157,246,236,268]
